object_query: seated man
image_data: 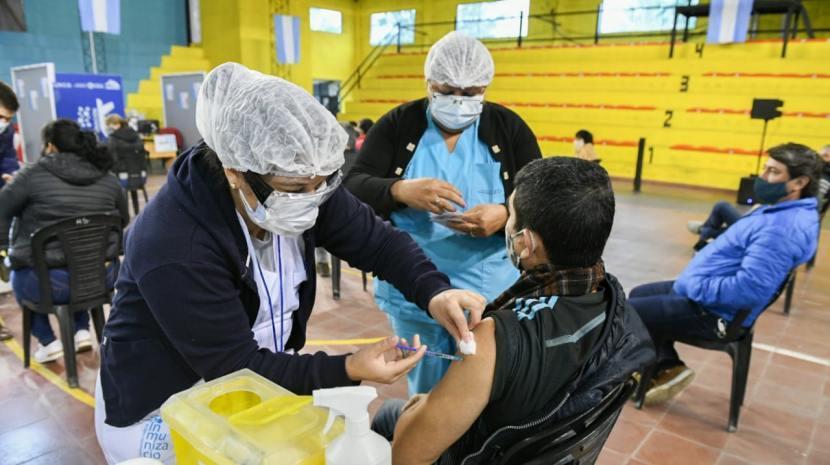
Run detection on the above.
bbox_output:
[372,157,654,465]
[630,143,821,406]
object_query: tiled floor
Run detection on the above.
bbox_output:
[0,176,829,465]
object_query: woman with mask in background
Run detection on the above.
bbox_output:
[94,62,487,465]
[345,32,542,395]
[574,129,600,163]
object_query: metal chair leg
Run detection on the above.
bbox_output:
[91,306,105,343]
[22,307,32,368]
[727,337,751,432]
[634,364,657,409]
[737,333,753,407]
[362,272,368,292]
[783,271,796,315]
[331,256,341,300]
[56,307,79,388]
[130,190,140,216]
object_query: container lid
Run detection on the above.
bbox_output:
[161,369,343,465]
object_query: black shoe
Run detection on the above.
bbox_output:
[318,262,331,278]
[693,239,709,252]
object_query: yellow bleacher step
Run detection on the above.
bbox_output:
[126,45,209,122]
[160,55,211,71]
[168,45,206,60]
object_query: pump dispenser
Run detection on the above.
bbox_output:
[312,386,392,465]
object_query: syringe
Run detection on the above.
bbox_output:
[396,344,463,362]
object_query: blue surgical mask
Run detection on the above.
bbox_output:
[753,177,789,204]
[429,93,484,132]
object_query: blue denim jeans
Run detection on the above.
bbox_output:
[628,281,722,369]
[11,267,115,345]
[700,201,742,241]
[371,399,406,442]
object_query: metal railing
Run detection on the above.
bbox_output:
[336,1,828,110]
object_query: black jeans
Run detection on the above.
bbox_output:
[371,399,406,442]
[628,281,724,370]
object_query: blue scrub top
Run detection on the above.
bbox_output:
[376,111,519,323]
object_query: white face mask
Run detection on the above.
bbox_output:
[505,227,535,270]
[239,172,342,237]
[0,120,9,134]
[574,139,585,151]
[429,92,484,131]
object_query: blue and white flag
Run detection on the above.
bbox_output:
[78,0,121,35]
[707,0,754,44]
[274,15,301,64]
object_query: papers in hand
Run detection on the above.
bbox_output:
[430,212,464,228]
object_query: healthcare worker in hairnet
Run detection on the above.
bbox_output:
[94,62,486,465]
[345,32,542,394]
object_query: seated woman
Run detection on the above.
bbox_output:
[574,129,600,164]
[0,119,128,363]
[105,114,146,189]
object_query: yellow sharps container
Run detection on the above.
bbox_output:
[161,369,344,465]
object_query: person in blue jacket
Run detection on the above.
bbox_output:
[94,63,486,465]
[629,142,821,406]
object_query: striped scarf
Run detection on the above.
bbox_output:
[486,260,606,314]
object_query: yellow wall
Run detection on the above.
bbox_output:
[196,0,830,191]
[201,0,830,88]
[309,0,358,82]
[200,0,241,68]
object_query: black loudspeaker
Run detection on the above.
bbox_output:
[750,99,784,120]
[737,175,757,205]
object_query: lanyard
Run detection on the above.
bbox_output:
[252,235,285,352]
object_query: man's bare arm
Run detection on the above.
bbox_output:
[392,318,497,465]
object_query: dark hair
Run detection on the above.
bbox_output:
[41,119,113,171]
[575,129,593,144]
[767,142,821,198]
[0,80,19,112]
[359,118,374,135]
[202,144,231,190]
[513,157,615,267]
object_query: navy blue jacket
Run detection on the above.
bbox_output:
[100,143,452,427]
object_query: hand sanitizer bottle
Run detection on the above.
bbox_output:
[313,386,392,465]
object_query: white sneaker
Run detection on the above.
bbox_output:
[34,340,63,364]
[686,220,703,235]
[75,329,93,352]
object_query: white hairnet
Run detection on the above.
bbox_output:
[195,62,347,177]
[424,32,495,89]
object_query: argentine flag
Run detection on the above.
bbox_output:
[78,0,121,34]
[274,15,301,65]
[707,0,754,44]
